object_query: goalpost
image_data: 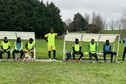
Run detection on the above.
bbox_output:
[0,31,36,60]
[63,33,120,61]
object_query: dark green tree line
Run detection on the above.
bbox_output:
[0,0,64,38]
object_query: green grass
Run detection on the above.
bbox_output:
[0,62,126,84]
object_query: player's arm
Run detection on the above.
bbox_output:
[1,45,3,51]
[103,44,105,52]
[79,44,82,52]
[44,34,48,42]
[110,45,112,52]
[25,42,28,50]
[1,42,4,51]
[72,44,75,52]
[1,42,3,50]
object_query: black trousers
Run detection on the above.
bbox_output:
[12,50,24,59]
[73,51,83,60]
[103,52,116,62]
[89,52,99,61]
[122,47,126,61]
[48,50,56,59]
[0,50,10,59]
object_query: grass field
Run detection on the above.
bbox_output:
[0,33,126,84]
[0,62,126,84]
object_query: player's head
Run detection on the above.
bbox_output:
[75,38,79,44]
[91,39,95,44]
[29,38,33,43]
[17,37,21,43]
[106,40,109,45]
[4,37,8,42]
[50,28,54,33]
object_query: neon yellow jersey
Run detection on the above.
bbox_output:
[72,43,81,51]
[45,33,57,46]
[27,41,35,50]
[89,43,96,53]
[1,41,11,50]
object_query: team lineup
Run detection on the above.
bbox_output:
[0,29,126,63]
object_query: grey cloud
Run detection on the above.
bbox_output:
[43,0,126,21]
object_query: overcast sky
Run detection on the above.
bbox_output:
[43,0,126,22]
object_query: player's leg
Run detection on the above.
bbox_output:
[122,47,126,61]
[20,50,24,59]
[110,52,113,62]
[23,49,29,61]
[72,52,76,60]
[53,50,56,59]
[103,52,106,62]
[78,51,83,60]
[31,50,34,59]
[111,52,117,62]
[93,53,99,62]
[48,45,51,59]
[52,46,56,60]
[89,52,92,60]
[7,51,10,60]
[0,50,3,61]
[12,49,18,59]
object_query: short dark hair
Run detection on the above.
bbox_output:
[29,38,33,41]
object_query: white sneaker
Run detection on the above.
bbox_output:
[53,59,56,62]
[0,59,2,61]
[8,59,10,61]
[49,58,52,62]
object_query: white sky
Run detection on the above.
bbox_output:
[43,0,126,22]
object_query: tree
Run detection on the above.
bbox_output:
[116,19,123,34]
[89,12,105,33]
[68,13,88,32]
[84,13,90,23]
[121,11,126,31]
[108,20,116,30]
[87,24,97,33]
[0,0,64,38]
[45,2,64,34]
[64,18,72,31]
